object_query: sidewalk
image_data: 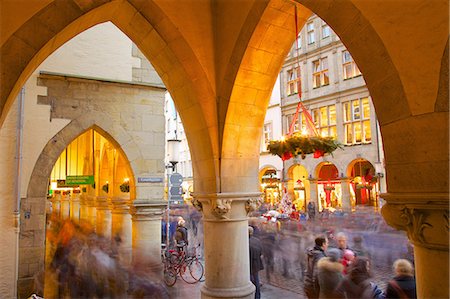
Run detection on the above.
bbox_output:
[167,279,301,298]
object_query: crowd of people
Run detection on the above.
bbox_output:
[37,215,169,299]
[304,233,416,299]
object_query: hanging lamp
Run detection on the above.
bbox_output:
[267,6,343,161]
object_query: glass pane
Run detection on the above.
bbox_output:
[313,109,319,127]
[352,100,360,120]
[320,106,328,127]
[307,22,314,31]
[296,35,302,49]
[329,105,336,125]
[313,74,320,88]
[354,122,362,143]
[343,51,351,63]
[363,120,371,142]
[343,102,351,122]
[323,71,329,85]
[330,126,337,138]
[345,124,353,144]
[362,97,370,119]
[344,64,352,79]
[313,61,320,72]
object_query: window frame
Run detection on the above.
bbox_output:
[343,97,372,145]
[312,104,337,138]
[307,22,315,44]
[287,67,301,96]
[342,50,362,80]
[312,57,330,88]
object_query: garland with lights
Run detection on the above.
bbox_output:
[267,6,344,162]
[267,133,343,161]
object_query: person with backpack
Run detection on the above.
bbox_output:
[174,218,188,252]
[304,235,328,299]
[385,259,416,299]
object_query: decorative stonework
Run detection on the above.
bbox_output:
[192,192,263,220]
[381,193,449,251]
[212,198,232,219]
[245,196,263,215]
[191,197,203,212]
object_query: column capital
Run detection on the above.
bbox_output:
[192,192,263,221]
[130,200,166,221]
[381,192,449,251]
[111,196,131,213]
[96,196,111,210]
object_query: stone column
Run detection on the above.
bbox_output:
[86,195,97,228]
[70,191,81,223]
[52,191,61,217]
[340,178,352,212]
[381,193,449,299]
[130,200,166,267]
[192,192,262,299]
[111,196,132,265]
[60,191,70,220]
[79,194,89,222]
[96,196,112,238]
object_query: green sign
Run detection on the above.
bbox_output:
[66,175,95,185]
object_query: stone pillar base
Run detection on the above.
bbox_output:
[201,283,255,299]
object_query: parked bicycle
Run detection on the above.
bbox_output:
[162,244,204,286]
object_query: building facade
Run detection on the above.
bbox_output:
[259,14,386,214]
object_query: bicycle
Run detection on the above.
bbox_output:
[162,244,204,287]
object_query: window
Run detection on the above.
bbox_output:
[296,34,302,49]
[313,58,329,88]
[322,23,331,39]
[343,97,371,145]
[284,113,301,134]
[287,67,301,95]
[262,123,273,150]
[307,22,315,44]
[342,50,361,80]
[312,105,337,138]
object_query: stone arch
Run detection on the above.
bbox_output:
[1,0,218,191]
[27,114,139,199]
[219,0,410,192]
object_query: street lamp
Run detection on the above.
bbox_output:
[165,139,181,247]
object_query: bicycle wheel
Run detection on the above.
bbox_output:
[189,258,204,282]
[180,260,197,284]
[163,267,177,287]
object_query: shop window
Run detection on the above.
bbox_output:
[287,67,301,96]
[307,22,315,44]
[313,58,329,88]
[343,97,372,145]
[312,104,337,138]
[342,50,361,80]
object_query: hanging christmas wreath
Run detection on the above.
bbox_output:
[267,133,343,161]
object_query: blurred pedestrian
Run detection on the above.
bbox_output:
[249,226,264,299]
[304,235,328,299]
[342,249,355,274]
[385,259,416,299]
[307,201,316,221]
[260,224,276,282]
[317,248,344,298]
[336,257,385,299]
[335,232,352,256]
[352,235,371,258]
